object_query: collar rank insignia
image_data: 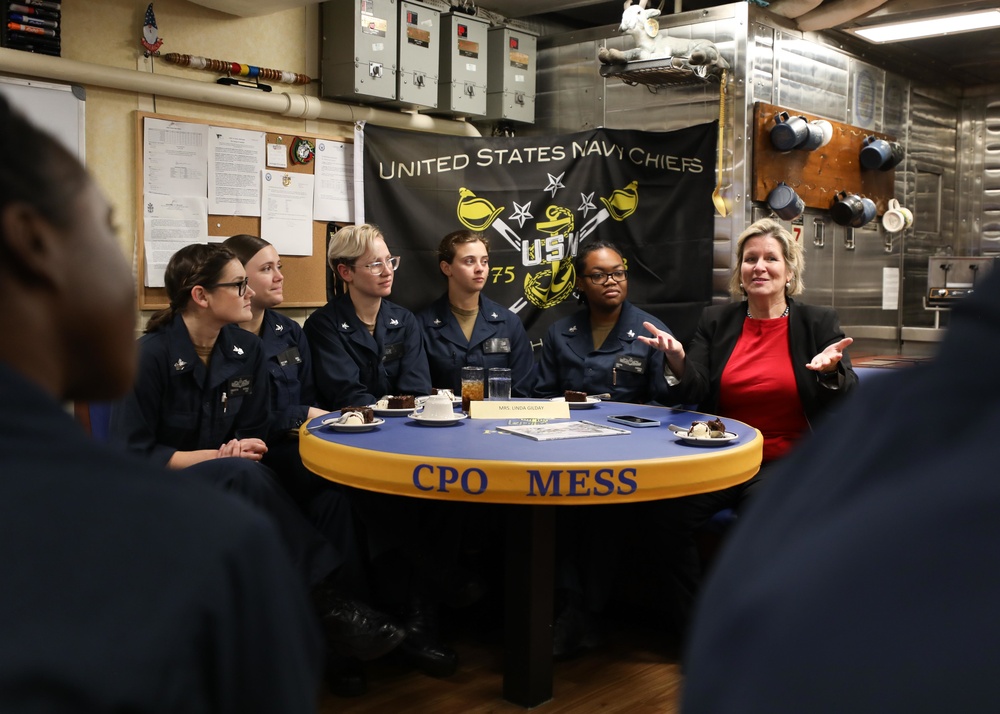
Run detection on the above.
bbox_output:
[433,318,442,325]
[627,329,635,338]
[274,323,283,332]
[173,358,187,371]
[341,322,349,330]
[233,345,244,355]
[389,318,399,326]
[491,312,498,318]
[569,325,578,333]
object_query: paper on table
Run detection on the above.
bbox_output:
[496,420,630,441]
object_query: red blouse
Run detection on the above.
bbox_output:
[718,316,809,463]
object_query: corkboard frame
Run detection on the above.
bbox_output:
[752,101,897,215]
[135,111,351,310]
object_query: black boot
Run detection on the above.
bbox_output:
[311,579,406,661]
[395,596,458,677]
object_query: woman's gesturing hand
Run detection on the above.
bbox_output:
[806,337,854,373]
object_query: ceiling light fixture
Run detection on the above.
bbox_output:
[848,8,1000,43]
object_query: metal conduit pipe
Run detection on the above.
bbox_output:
[0,48,481,137]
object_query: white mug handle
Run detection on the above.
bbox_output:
[888,198,899,210]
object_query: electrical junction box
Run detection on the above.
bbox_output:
[321,0,398,103]
[486,26,536,124]
[432,10,488,118]
[393,0,440,109]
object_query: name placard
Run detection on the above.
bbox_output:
[470,401,570,419]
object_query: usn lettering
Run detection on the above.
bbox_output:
[411,464,638,497]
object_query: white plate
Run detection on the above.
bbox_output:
[372,404,420,417]
[409,412,468,426]
[549,396,601,409]
[672,430,738,446]
[322,416,385,433]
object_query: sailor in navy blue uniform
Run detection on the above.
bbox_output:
[223,234,364,597]
[109,244,405,672]
[305,292,431,408]
[534,240,682,659]
[419,230,536,396]
[0,98,322,711]
[534,242,679,406]
[304,224,460,680]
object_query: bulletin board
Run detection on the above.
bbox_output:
[135,111,351,310]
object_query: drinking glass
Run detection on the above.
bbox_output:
[488,367,512,401]
[461,366,484,414]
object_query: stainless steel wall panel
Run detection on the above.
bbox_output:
[847,60,885,133]
[750,23,775,105]
[774,34,850,122]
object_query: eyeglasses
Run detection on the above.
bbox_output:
[584,270,628,285]
[356,255,401,276]
[205,277,249,296]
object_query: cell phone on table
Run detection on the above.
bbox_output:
[607,415,660,428]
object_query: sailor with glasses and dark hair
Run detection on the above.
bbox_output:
[110,243,407,688]
[534,239,680,406]
[304,223,431,409]
[533,240,684,659]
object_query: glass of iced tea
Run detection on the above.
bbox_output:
[461,366,485,414]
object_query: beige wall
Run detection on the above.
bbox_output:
[62,0,352,274]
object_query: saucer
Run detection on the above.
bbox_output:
[409,412,468,426]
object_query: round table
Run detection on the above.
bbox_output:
[300,400,762,707]
[300,401,762,504]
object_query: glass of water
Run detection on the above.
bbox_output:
[488,367,512,401]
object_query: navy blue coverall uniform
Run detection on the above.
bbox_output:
[1,361,323,713]
[534,300,678,405]
[418,292,536,397]
[109,313,341,587]
[303,292,431,410]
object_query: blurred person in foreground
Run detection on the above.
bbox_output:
[640,217,856,641]
[0,95,322,711]
[681,249,1000,714]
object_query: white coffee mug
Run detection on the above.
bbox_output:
[882,198,910,233]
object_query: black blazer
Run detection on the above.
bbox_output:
[677,298,857,427]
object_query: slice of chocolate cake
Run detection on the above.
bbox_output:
[564,390,587,402]
[387,395,415,409]
[340,406,374,423]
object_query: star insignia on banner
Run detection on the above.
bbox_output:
[511,201,533,228]
[544,172,566,198]
[390,318,399,326]
[579,192,597,218]
[173,358,187,371]
[233,345,244,355]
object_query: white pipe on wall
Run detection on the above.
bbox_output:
[0,48,481,137]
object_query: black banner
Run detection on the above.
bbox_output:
[361,122,716,342]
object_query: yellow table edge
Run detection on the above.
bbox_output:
[300,426,763,505]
